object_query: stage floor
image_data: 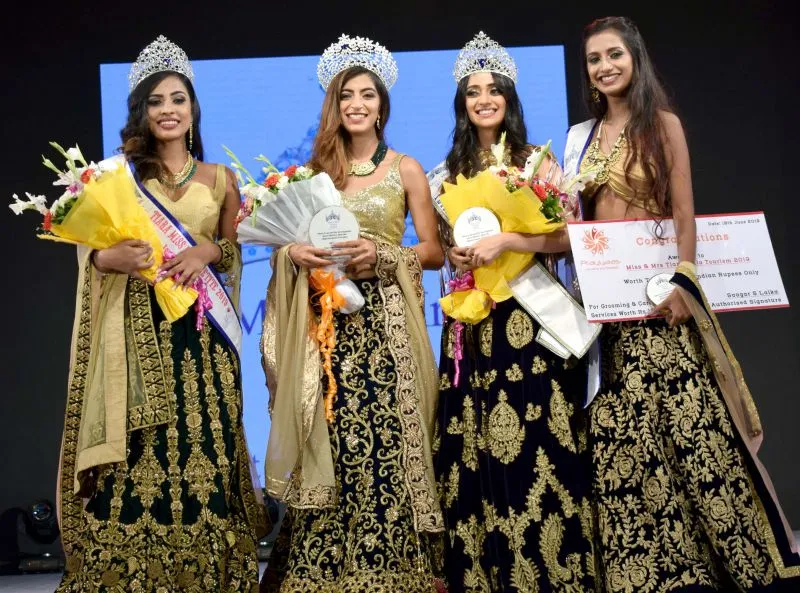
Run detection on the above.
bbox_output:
[0,563,269,592]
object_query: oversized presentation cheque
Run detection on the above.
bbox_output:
[566,212,789,322]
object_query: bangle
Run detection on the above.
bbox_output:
[676,260,697,276]
[213,238,236,273]
[90,249,105,272]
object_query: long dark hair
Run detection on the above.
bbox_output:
[120,71,204,181]
[308,66,390,189]
[581,16,674,216]
[445,73,528,181]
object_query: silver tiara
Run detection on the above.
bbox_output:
[453,31,518,84]
[317,34,398,90]
[128,35,194,93]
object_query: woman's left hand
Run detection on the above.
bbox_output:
[652,289,691,327]
[158,243,219,288]
[345,262,376,280]
[331,238,377,267]
[470,234,508,267]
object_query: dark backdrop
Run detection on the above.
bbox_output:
[1,0,796,554]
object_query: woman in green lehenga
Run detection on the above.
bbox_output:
[56,36,267,592]
[564,16,800,592]
[259,34,445,592]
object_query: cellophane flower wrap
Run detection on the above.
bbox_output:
[225,146,365,422]
[439,135,599,325]
[438,139,561,325]
[9,143,196,322]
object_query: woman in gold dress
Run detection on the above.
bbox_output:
[431,32,597,593]
[565,16,800,593]
[56,36,267,592]
[260,34,445,592]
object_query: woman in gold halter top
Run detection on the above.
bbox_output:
[260,36,445,592]
[569,17,800,593]
[56,37,266,593]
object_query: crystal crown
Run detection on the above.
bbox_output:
[453,31,517,84]
[317,34,398,90]
[128,35,194,93]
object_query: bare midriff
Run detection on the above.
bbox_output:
[591,184,653,221]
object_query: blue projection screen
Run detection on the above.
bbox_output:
[100,45,567,485]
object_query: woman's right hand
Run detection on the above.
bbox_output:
[93,239,154,283]
[287,243,332,269]
[447,246,474,271]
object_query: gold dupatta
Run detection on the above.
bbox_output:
[263,242,443,533]
[58,244,254,551]
[674,261,800,567]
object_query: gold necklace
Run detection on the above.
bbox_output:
[348,142,388,177]
[585,117,627,184]
[161,152,197,189]
[478,145,511,169]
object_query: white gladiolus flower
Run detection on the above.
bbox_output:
[51,190,76,212]
[250,185,275,204]
[65,146,88,167]
[490,131,507,166]
[9,193,49,215]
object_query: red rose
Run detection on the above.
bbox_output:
[264,174,279,188]
[497,169,508,177]
[284,165,298,178]
[43,211,53,231]
[80,168,94,184]
[532,184,548,201]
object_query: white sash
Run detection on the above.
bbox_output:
[564,119,597,176]
[122,160,242,359]
[564,119,603,405]
[425,158,599,363]
[426,160,449,220]
[509,262,600,359]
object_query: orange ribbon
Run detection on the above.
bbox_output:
[309,269,347,424]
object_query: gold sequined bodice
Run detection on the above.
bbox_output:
[580,131,660,215]
[144,164,226,243]
[340,154,406,245]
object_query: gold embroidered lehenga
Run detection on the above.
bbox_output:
[579,130,800,593]
[56,165,268,593]
[260,155,444,592]
[433,148,598,592]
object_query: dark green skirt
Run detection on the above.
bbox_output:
[57,281,264,593]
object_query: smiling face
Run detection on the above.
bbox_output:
[339,73,381,136]
[464,72,507,134]
[146,74,192,143]
[585,30,634,99]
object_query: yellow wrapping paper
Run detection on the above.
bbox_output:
[438,171,563,323]
[41,166,196,322]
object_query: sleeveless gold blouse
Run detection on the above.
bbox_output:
[144,164,227,243]
[580,133,660,215]
[340,154,406,246]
